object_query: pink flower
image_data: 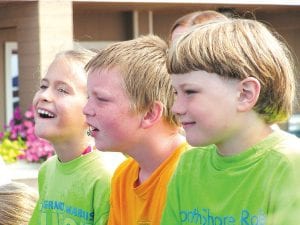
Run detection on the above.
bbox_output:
[13,107,22,120]
[25,108,34,119]
[1,105,55,163]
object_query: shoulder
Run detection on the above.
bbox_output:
[38,155,58,174]
[275,130,300,152]
[181,145,214,161]
[81,151,125,172]
[173,145,215,172]
[114,157,136,175]
[41,154,58,165]
[111,157,137,182]
[59,152,116,190]
[37,155,58,189]
[73,151,124,182]
[265,130,300,173]
[270,130,300,159]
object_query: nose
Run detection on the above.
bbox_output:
[83,99,95,117]
[171,95,186,116]
[36,88,53,103]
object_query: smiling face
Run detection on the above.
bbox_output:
[171,70,241,147]
[83,67,143,153]
[32,56,88,143]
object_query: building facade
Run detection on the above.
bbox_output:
[0,0,300,132]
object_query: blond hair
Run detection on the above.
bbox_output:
[0,182,38,225]
[86,35,179,127]
[168,18,296,124]
[56,48,97,74]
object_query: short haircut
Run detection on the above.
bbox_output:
[86,35,179,127]
[168,19,296,124]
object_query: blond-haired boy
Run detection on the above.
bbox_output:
[83,35,188,225]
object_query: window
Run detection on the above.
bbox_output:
[288,114,300,137]
[5,42,19,124]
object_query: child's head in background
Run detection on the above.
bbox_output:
[0,182,38,225]
[169,10,228,42]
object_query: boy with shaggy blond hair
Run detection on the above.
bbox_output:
[83,35,187,225]
[161,18,300,225]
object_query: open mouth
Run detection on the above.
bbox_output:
[89,125,99,132]
[37,108,56,119]
[87,125,99,137]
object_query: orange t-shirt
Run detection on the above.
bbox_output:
[107,142,188,225]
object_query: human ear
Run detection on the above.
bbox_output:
[237,77,261,112]
[140,101,164,128]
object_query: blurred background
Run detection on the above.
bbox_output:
[0,0,300,188]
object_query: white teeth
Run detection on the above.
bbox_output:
[89,126,97,131]
[37,109,55,118]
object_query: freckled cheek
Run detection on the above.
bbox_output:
[97,112,119,129]
[106,113,132,134]
[100,120,128,141]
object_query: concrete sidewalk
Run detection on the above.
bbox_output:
[6,161,40,190]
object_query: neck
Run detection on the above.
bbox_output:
[217,118,272,156]
[135,132,185,184]
[52,138,93,162]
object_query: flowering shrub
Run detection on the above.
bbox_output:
[0,137,25,163]
[0,106,55,163]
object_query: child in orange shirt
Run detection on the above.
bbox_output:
[83,35,188,225]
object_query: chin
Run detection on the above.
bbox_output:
[34,127,51,140]
[95,142,116,152]
[34,132,48,140]
[187,136,204,147]
[94,142,105,151]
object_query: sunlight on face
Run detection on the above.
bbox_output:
[33,57,88,142]
[83,67,143,153]
[171,70,240,147]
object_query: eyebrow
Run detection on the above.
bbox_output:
[92,87,112,97]
[40,78,73,91]
[41,78,48,83]
[178,83,196,89]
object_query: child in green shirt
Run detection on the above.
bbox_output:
[161,17,300,225]
[29,49,124,225]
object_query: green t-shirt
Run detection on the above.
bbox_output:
[161,130,300,225]
[29,151,123,225]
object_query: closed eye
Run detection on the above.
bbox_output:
[184,90,197,95]
[40,84,48,90]
[97,97,109,102]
